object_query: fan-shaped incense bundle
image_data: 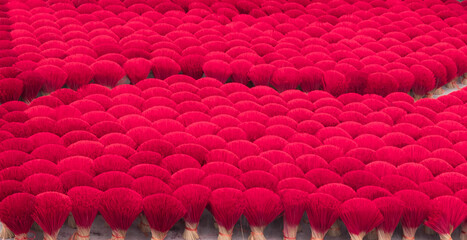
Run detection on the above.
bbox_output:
[123,58,152,84]
[98,188,143,240]
[59,170,95,193]
[209,188,245,240]
[395,190,431,240]
[339,198,383,240]
[201,174,245,191]
[425,196,467,240]
[23,173,64,195]
[32,192,72,240]
[240,171,279,191]
[305,193,341,240]
[67,186,102,240]
[0,193,35,240]
[356,186,391,200]
[279,189,308,240]
[169,168,206,190]
[34,65,67,94]
[243,188,283,240]
[93,171,134,191]
[0,180,24,239]
[419,181,453,199]
[142,194,186,240]
[277,178,316,194]
[374,197,405,240]
[131,176,172,234]
[173,184,211,240]
[317,183,356,203]
[454,190,467,240]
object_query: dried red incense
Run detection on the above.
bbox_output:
[0,193,35,240]
[243,188,283,240]
[142,194,186,240]
[373,197,405,240]
[67,186,102,240]
[395,190,430,240]
[339,198,383,240]
[0,180,24,239]
[425,196,467,240]
[98,188,142,240]
[279,189,308,240]
[131,176,173,234]
[208,188,245,240]
[32,192,72,240]
[305,193,340,240]
[173,184,211,240]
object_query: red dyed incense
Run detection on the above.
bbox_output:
[67,186,102,240]
[419,181,454,199]
[173,184,211,240]
[342,170,381,191]
[203,60,232,84]
[90,60,126,88]
[425,196,467,240]
[454,190,467,240]
[397,163,434,184]
[93,171,134,191]
[373,197,405,240]
[269,163,305,181]
[317,183,356,203]
[240,170,279,191]
[67,140,104,160]
[435,172,467,193]
[123,58,152,84]
[208,188,245,240]
[92,154,131,175]
[381,175,419,194]
[0,193,35,240]
[23,173,64,195]
[63,62,94,90]
[34,65,67,94]
[59,170,95,193]
[317,183,358,237]
[279,189,308,240]
[128,165,171,184]
[98,188,143,240]
[16,71,44,103]
[356,186,391,200]
[32,192,72,240]
[128,151,162,166]
[243,188,283,240]
[131,176,172,198]
[142,194,186,240]
[0,180,24,201]
[22,159,59,176]
[247,64,276,86]
[305,193,341,240]
[169,168,206,190]
[277,178,317,194]
[305,168,343,188]
[202,162,242,179]
[395,190,431,240]
[0,180,24,238]
[201,174,245,191]
[339,198,383,240]
[131,176,173,234]
[160,154,201,174]
[151,57,181,80]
